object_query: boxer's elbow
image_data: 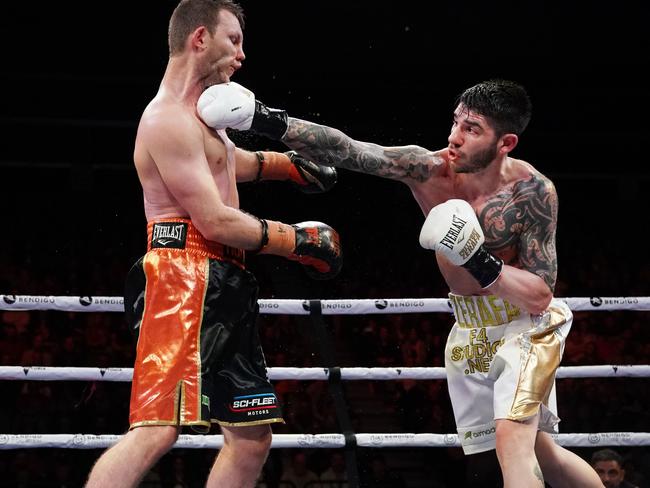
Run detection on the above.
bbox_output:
[527,285,553,315]
[191,210,230,244]
[192,208,253,248]
[197,224,227,244]
[488,272,553,315]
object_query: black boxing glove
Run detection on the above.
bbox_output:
[254,151,337,193]
[257,219,342,280]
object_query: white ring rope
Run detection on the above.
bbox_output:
[2,295,649,313]
[1,365,649,382]
[1,433,649,449]
[3,298,649,452]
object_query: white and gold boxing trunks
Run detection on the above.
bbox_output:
[445,293,573,454]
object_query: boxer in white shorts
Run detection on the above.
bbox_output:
[446,293,572,454]
[197,79,604,486]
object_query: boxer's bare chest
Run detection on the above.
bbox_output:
[199,123,239,207]
[200,123,229,174]
[472,182,529,266]
[413,173,543,266]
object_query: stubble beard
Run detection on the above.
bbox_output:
[454,144,497,174]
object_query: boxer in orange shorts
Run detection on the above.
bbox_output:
[85,1,340,487]
[125,219,281,432]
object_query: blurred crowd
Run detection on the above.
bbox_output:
[1,227,649,487]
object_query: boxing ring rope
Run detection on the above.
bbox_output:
[2,295,649,450]
[2,433,650,450]
[2,295,649,313]
[2,365,650,382]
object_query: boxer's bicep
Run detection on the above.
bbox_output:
[146,117,227,218]
[517,179,558,291]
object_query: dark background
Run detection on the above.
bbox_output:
[1,1,650,487]
[2,1,649,294]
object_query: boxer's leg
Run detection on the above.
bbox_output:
[85,425,179,488]
[206,424,272,487]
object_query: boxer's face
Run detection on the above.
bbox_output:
[447,104,499,174]
[203,10,245,85]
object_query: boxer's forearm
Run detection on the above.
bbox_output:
[486,266,553,315]
[284,117,441,183]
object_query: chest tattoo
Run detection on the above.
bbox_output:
[476,175,558,289]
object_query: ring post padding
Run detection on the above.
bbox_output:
[309,299,360,487]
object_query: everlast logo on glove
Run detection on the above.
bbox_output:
[420,199,503,288]
[459,229,482,260]
[151,223,188,249]
[439,215,467,250]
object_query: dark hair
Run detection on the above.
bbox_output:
[591,448,624,466]
[168,0,245,56]
[456,79,532,137]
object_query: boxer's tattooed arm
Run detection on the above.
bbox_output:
[479,174,558,291]
[283,118,443,182]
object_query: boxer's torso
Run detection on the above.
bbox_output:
[134,94,239,222]
[410,158,551,294]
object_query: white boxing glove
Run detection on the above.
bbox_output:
[419,199,503,288]
[197,82,255,130]
[197,82,288,139]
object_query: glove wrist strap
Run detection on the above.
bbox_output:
[461,246,504,288]
[254,152,265,183]
[255,151,295,182]
[256,219,295,257]
[251,100,288,139]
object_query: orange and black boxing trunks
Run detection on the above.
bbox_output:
[124,218,283,432]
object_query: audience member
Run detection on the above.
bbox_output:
[592,448,640,488]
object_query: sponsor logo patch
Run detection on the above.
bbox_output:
[151,222,187,249]
[229,393,278,417]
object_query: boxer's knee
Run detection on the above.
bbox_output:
[495,417,538,462]
[222,424,272,460]
[129,425,180,456]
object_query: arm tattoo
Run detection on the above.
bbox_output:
[533,462,544,485]
[479,174,558,291]
[283,118,441,182]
